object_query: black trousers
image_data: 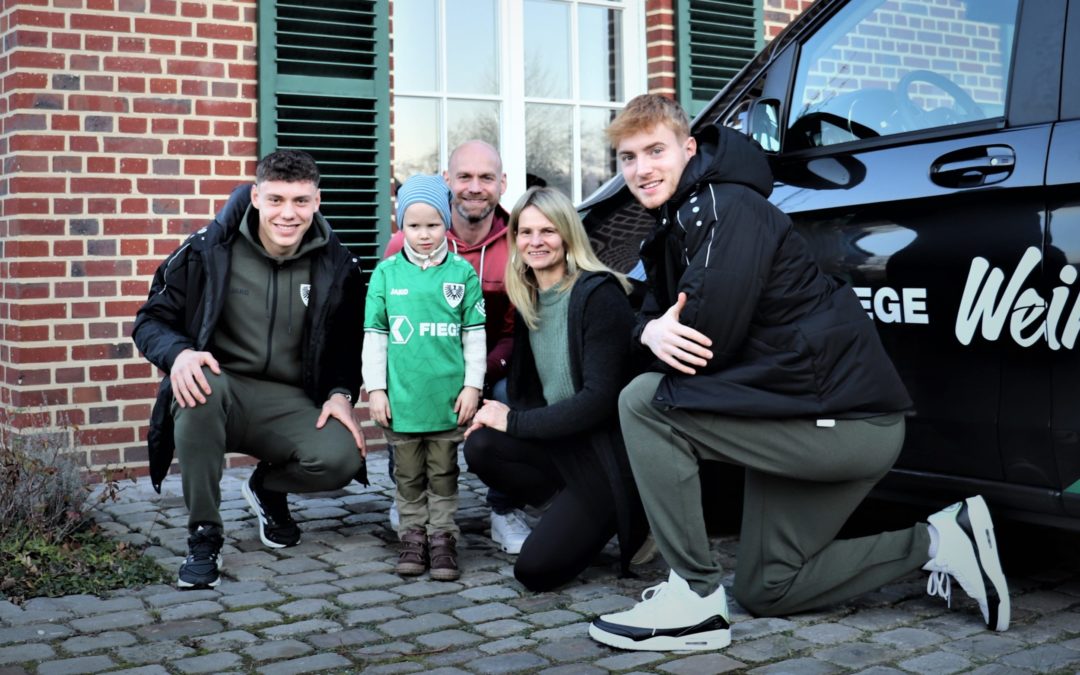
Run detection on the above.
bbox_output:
[464,428,617,591]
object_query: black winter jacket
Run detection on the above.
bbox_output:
[636,124,913,417]
[507,272,648,576]
[132,184,367,491]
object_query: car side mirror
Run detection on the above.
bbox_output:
[747,98,781,153]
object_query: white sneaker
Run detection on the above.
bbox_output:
[490,509,531,555]
[388,500,400,531]
[589,570,731,651]
[924,495,1010,631]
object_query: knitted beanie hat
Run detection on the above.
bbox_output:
[396,174,452,229]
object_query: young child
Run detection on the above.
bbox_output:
[363,174,486,580]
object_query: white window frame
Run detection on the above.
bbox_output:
[393,0,646,206]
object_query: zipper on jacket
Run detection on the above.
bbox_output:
[263,262,280,375]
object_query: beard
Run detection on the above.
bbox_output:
[455,200,495,224]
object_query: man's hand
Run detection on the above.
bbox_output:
[367,389,392,428]
[454,386,481,426]
[169,349,221,408]
[640,292,714,375]
[464,399,510,439]
[317,393,366,457]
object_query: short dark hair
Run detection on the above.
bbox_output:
[256,149,320,186]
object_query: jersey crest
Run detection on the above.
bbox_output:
[443,282,465,308]
[299,283,311,307]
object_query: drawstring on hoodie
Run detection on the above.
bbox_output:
[450,238,488,281]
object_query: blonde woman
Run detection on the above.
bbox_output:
[463,186,648,591]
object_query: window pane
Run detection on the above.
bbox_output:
[580,107,617,199]
[526,103,573,196]
[393,97,440,184]
[787,0,1018,150]
[578,5,623,102]
[446,0,499,95]
[447,99,500,152]
[394,0,439,91]
[524,0,571,99]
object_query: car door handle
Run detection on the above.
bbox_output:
[930,146,1015,188]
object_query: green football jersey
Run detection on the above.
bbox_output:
[364,253,485,433]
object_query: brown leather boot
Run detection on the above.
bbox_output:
[396,528,428,576]
[428,531,460,581]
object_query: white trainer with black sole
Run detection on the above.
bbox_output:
[589,569,731,651]
[924,494,1010,631]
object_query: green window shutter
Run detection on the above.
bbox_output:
[258,1,390,277]
[677,0,761,118]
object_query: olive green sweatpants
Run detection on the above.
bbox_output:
[618,372,930,617]
[172,368,363,530]
[388,428,462,537]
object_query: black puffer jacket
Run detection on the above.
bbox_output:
[507,271,648,576]
[635,124,912,417]
[132,184,367,491]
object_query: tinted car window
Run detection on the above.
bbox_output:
[786,0,1019,150]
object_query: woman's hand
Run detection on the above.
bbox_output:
[454,386,481,426]
[464,399,510,439]
[368,389,392,428]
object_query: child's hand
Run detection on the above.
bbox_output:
[369,390,392,428]
[454,386,481,426]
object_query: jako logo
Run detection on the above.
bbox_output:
[956,246,1080,349]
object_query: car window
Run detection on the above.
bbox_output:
[786,0,1019,151]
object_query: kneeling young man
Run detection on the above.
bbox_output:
[133,150,367,589]
[589,94,1009,651]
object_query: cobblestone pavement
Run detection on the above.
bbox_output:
[4,449,1080,674]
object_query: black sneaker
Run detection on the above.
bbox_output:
[178,524,224,589]
[242,461,301,548]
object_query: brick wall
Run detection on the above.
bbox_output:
[764,0,816,40]
[646,0,677,97]
[0,0,258,478]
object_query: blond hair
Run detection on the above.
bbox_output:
[605,94,691,147]
[505,187,631,330]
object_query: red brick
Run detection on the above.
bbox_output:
[199,179,246,195]
[51,115,80,132]
[54,199,84,214]
[138,178,195,195]
[121,197,149,212]
[151,0,178,15]
[179,40,207,57]
[89,322,119,338]
[85,34,115,52]
[3,71,48,89]
[105,300,142,316]
[195,100,251,118]
[118,76,146,93]
[88,0,117,9]
[91,448,121,465]
[10,261,66,278]
[8,325,49,342]
[9,177,65,193]
[106,382,157,399]
[53,240,84,256]
[11,51,65,70]
[138,259,163,276]
[167,59,224,77]
[120,242,149,260]
[70,136,101,152]
[214,160,242,176]
[6,240,50,257]
[123,403,152,421]
[88,281,117,296]
[10,346,67,363]
[104,56,161,73]
[56,367,86,383]
[185,159,210,175]
[72,177,131,193]
[151,118,179,134]
[124,362,152,378]
[12,9,67,29]
[121,157,149,174]
[212,3,239,20]
[103,218,162,235]
[183,119,210,135]
[180,1,205,17]
[149,38,176,55]
[89,198,118,213]
[229,63,256,80]
[6,281,51,299]
[72,302,102,318]
[69,95,128,112]
[72,13,131,32]
[88,157,116,173]
[76,428,135,446]
[9,92,63,110]
[119,117,148,133]
[179,80,206,96]
[213,43,237,60]
[54,281,85,298]
[150,78,179,94]
[212,121,239,137]
[118,37,146,52]
[11,135,64,152]
[90,365,118,381]
[52,32,81,49]
[72,343,133,360]
[55,323,86,340]
[133,97,190,114]
[11,388,68,407]
[70,55,101,70]
[135,17,190,35]
[73,387,102,404]
[11,303,67,321]
[6,155,50,172]
[196,23,251,41]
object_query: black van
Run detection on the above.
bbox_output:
[582,0,1080,528]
